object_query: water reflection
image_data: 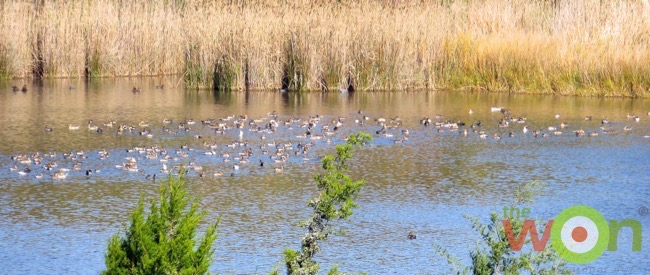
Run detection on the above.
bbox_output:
[1,78,649,273]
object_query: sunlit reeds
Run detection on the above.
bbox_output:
[0,0,648,96]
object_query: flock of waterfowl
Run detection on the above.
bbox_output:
[3,105,649,181]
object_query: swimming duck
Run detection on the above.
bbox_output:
[407,232,416,240]
[132,87,141,93]
[491,106,504,112]
[274,165,284,173]
[21,85,27,92]
[12,86,19,92]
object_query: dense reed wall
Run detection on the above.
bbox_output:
[1,0,649,96]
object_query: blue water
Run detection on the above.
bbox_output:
[0,79,649,274]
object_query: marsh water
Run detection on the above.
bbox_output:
[1,78,649,274]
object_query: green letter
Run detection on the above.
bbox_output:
[608,219,642,251]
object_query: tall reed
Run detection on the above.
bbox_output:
[1,0,649,96]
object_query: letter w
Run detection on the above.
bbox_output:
[501,219,553,251]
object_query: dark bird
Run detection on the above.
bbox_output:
[407,232,416,240]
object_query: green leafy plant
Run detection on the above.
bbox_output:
[281,132,372,274]
[436,181,572,275]
[103,173,219,274]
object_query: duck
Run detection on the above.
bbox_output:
[555,113,560,119]
[274,165,284,173]
[132,87,141,93]
[491,106,504,112]
[69,124,80,130]
[21,85,27,92]
[12,86,19,92]
[469,109,474,115]
[52,172,68,180]
[407,232,417,240]
[624,126,632,131]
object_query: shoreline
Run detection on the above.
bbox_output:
[1,1,649,96]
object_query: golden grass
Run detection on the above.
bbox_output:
[1,0,649,96]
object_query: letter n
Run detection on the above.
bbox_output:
[502,219,553,251]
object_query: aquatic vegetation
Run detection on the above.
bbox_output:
[1,1,649,95]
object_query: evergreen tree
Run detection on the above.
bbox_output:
[282,132,372,274]
[103,173,219,275]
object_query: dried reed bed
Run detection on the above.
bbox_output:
[1,0,649,96]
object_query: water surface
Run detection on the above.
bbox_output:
[1,79,649,274]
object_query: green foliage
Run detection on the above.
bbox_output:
[103,174,219,275]
[436,181,572,275]
[515,180,546,205]
[436,213,571,275]
[283,132,372,274]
